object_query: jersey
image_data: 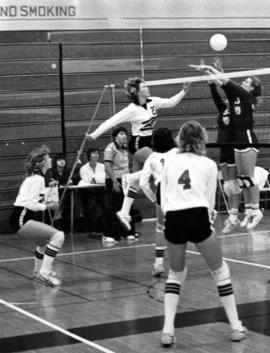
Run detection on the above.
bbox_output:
[140,148,178,202]
[14,174,46,212]
[90,91,186,139]
[161,152,218,214]
[209,83,234,143]
[222,80,255,131]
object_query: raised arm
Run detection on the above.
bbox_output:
[153,82,191,109]
[86,105,133,140]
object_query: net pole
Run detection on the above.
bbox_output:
[139,28,145,79]
[52,85,108,224]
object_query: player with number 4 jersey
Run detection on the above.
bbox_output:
[159,121,247,348]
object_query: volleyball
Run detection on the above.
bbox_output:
[210,34,227,51]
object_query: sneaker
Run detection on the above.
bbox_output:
[33,269,57,278]
[116,211,131,231]
[222,219,239,234]
[231,327,248,342]
[161,332,176,347]
[126,235,136,241]
[240,214,252,228]
[247,209,263,230]
[34,272,61,287]
[121,173,130,196]
[152,263,165,277]
[102,236,117,243]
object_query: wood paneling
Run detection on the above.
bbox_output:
[0,43,58,60]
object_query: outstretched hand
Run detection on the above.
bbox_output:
[213,57,224,72]
[182,81,191,92]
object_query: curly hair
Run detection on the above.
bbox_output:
[124,77,144,104]
[177,121,207,155]
[25,145,50,176]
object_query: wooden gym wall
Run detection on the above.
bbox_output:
[0,28,270,233]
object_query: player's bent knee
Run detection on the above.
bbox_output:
[211,260,230,284]
[50,231,65,248]
[168,266,188,284]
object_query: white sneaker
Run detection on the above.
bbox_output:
[240,214,252,228]
[102,236,117,243]
[34,272,61,287]
[247,209,263,230]
[121,174,130,196]
[161,332,176,347]
[126,235,136,241]
[116,211,131,231]
[231,326,248,342]
[222,219,239,234]
[152,263,165,277]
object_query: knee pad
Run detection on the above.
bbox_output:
[168,266,187,285]
[237,175,255,189]
[212,260,230,285]
[50,231,65,249]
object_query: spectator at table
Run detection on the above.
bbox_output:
[79,148,106,233]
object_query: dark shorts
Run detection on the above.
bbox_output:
[9,206,41,232]
[219,147,235,165]
[234,130,258,152]
[128,135,152,155]
[164,207,212,244]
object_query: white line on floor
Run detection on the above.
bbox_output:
[187,250,270,270]
[0,243,155,263]
[0,298,116,353]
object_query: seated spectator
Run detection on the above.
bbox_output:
[79,148,106,233]
[45,154,72,230]
[46,153,71,186]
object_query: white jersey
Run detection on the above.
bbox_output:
[14,174,46,212]
[140,148,178,202]
[161,152,218,214]
[90,91,187,139]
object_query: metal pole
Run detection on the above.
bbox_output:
[58,41,67,156]
[139,28,144,79]
[52,85,108,224]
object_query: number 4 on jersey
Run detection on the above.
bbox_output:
[178,169,191,189]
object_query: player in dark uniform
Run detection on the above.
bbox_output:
[194,64,262,229]
[209,68,242,234]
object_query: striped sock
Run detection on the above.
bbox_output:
[217,280,242,330]
[39,244,59,275]
[34,246,44,273]
[163,281,181,334]
[155,247,166,265]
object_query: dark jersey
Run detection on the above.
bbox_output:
[209,83,234,143]
[222,80,255,131]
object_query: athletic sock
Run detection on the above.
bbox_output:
[217,279,242,330]
[39,244,59,275]
[163,280,180,334]
[34,246,44,273]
